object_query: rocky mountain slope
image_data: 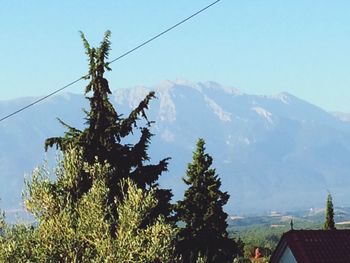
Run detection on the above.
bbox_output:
[1,80,350,214]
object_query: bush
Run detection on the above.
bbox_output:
[1,149,177,262]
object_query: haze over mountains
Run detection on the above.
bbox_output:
[1,80,350,214]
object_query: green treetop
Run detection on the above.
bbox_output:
[324,193,336,230]
[44,31,172,223]
[176,138,239,263]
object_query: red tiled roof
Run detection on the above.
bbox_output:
[270,230,350,263]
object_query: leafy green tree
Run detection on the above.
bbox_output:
[1,31,177,263]
[0,148,176,262]
[44,31,172,223]
[324,193,336,230]
[176,138,238,263]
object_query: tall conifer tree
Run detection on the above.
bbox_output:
[324,193,336,230]
[45,31,172,221]
[176,138,238,263]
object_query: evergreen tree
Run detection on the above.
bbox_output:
[324,193,336,230]
[176,138,238,263]
[44,31,172,222]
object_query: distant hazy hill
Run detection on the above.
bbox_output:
[1,80,350,214]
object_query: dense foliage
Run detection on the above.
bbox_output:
[0,32,247,263]
[176,139,241,263]
[0,149,176,262]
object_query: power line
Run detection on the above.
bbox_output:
[108,0,221,65]
[0,0,221,123]
[0,77,86,123]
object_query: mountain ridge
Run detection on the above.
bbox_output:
[1,80,350,214]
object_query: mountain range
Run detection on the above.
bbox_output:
[1,80,350,214]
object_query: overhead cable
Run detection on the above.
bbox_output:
[0,0,221,123]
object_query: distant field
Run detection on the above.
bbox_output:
[227,207,350,258]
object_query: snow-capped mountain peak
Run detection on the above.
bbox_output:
[2,80,350,214]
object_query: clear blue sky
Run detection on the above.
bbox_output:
[1,0,350,111]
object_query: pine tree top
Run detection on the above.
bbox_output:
[178,140,228,232]
[176,138,237,262]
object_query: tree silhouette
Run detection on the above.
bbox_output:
[45,31,172,223]
[324,193,336,230]
[176,138,238,263]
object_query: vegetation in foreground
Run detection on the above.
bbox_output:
[1,150,176,262]
[0,31,243,262]
[0,31,346,263]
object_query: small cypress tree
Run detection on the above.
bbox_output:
[176,138,238,263]
[44,31,172,222]
[324,193,336,230]
[0,205,4,232]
